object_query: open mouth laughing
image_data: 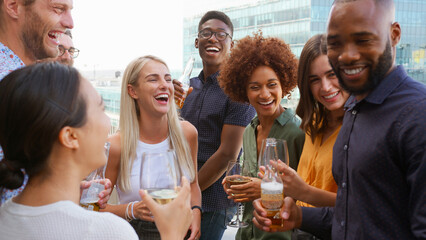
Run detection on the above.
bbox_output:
[155,94,169,103]
[205,46,220,55]
[48,31,62,45]
[258,99,274,106]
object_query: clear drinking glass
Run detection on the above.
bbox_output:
[225,159,251,228]
[140,149,182,205]
[80,142,111,211]
[175,56,195,109]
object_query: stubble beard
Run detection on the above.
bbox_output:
[331,40,393,96]
[21,7,57,61]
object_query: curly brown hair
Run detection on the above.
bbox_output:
[218,31,298,103]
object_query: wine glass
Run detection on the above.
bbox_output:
[80,142,111,211]
[140,149,182,205]
[225,159,251,228]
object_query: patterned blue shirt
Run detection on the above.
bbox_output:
[181,71,256,212]
[301,66,426,239]
[0,42,27,206]
[0,42,25,81]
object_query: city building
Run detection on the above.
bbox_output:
[95,0,425,133]
[183,0,426,85]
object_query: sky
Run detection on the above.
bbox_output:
[71,0,254,74]
[72,0,184,73]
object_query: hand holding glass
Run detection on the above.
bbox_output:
[80,142,111,211]
[140,150,182,205]
[225,159,251,228]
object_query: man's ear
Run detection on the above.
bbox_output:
[4,0,20,19]
[127,84,138,99]
[390,22,401,47]
[195,38,199,49]
[58,127,79,149]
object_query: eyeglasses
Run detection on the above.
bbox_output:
[58,45,80,59]
[198,29,232,41]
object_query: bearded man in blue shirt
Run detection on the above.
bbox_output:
[252,0,426,239]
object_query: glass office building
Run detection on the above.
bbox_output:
[183,0,426,83]
[96,86,121,135]
[395,0,426,83]
[98,0,425,133]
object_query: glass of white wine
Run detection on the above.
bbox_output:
[140,149,182,205]
[80,142,111,211]
[225,159,251,228]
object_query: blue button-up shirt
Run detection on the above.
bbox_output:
[181,71,256,212]
[0,42,27,206]
[301,66,426,239]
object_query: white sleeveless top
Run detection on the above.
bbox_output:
[117,138,171,204]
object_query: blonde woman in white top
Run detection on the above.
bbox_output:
[104,55,201,240]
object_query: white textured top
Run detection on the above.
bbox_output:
[0,199,138,240]
[117,138,171,204]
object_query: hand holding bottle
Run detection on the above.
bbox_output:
[174,56,195,109]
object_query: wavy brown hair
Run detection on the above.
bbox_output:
[218,31,298,103]
[295,34,329,143]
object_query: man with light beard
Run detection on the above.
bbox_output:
[0,0,74,80]
[0,0,74,205]
[252,0,426,239]
[0,0,112,210]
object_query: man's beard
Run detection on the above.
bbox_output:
[331,40,393,95]
[21,8,57,61]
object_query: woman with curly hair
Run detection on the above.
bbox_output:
[218,32,305,240]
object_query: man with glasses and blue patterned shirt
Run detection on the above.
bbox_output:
[174,10,256,240]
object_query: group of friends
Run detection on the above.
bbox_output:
[0,0,424,240]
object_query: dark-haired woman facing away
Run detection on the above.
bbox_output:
[0,63,192,240]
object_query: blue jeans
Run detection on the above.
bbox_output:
[200,206,237,240]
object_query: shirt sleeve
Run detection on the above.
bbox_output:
[300,206,333,240]
[396,99,426,238]
[223,100,256,127]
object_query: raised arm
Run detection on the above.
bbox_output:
[198,124,245,191]
[277,160,336,207]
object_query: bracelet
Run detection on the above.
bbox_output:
[125,202,132,221]
[191,205,203,214]
[131,201,137,220]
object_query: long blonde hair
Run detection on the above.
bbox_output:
[117,55,195,191]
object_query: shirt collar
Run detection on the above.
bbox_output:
[198,70,220,83]
[249,108,295,128]
[344,65,407,110]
